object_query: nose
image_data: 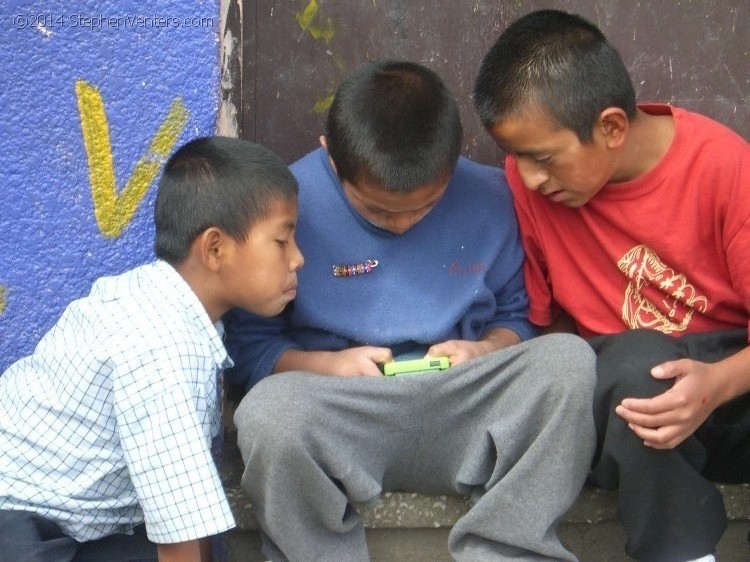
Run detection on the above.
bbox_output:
[290,239,304,271]
[516,158,549,192]
[384,215,420,235]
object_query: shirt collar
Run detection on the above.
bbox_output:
[151,260,233,369]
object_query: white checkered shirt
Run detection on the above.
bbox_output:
[0,261,236,543]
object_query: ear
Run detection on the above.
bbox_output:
[319,135,339,175]
[597,107,629,149]
[197,227,225,272]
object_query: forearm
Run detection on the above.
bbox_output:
[200,537,212,562]
[273,348,337,374]
[480,326,522,351]
[157,540,203,562]
[274,346,392,377]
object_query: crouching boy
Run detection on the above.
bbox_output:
[0,137,303,562]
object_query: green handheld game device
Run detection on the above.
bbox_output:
[382,357,450,376]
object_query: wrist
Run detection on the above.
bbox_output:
[711,346,750,405]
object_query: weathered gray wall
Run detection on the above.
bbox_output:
[240,1,748,165]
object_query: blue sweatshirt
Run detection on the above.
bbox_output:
[224,148,534,390]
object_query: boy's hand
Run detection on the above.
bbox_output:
[427,339,495,367]
[615,358,726,449]
[330,346,394,376]
[428,327,521,366]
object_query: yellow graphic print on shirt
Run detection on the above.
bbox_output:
[617,245,708,334]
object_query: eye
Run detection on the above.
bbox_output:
[534,155,552,164]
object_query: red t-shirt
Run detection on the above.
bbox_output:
[507,104,749,338]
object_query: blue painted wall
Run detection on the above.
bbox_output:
[1,0,221,371]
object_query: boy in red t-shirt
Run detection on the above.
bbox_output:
[473,9,749,562]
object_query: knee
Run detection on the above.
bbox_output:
[594,329,677,374]
[514,334,597,417]
[593,330,677,399]
[531,333,597,394]
[233,374,318,453]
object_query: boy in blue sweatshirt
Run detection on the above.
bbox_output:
[224,61,596,561]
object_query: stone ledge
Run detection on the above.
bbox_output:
[218,440,750,531]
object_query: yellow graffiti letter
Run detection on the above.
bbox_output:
[295,0,335,44]
[75,80,189,238]
[312,93,335,114]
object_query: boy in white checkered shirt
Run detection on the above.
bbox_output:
[0,137,304,562]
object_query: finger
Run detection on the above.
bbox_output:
[368,347,394,365]
[448,355,469,367]
[359,356,387,377]
[427,343,451,357]
[615,405,677,429]
[651,358,690,380]
[619,392,679,415]
[626,422,684,449]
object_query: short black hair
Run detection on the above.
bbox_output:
[154,136,297,264]
[326,60,462,192]
[473,9,636,142]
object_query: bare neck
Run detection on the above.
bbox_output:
[614,108,675,182]
[174,260,224,325]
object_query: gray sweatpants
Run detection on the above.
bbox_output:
[234,333,596,561]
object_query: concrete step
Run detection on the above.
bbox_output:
[224,523,749,562]
[216,441,750,561]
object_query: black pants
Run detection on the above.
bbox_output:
[588,329,750,562]
[0,510,157,562]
